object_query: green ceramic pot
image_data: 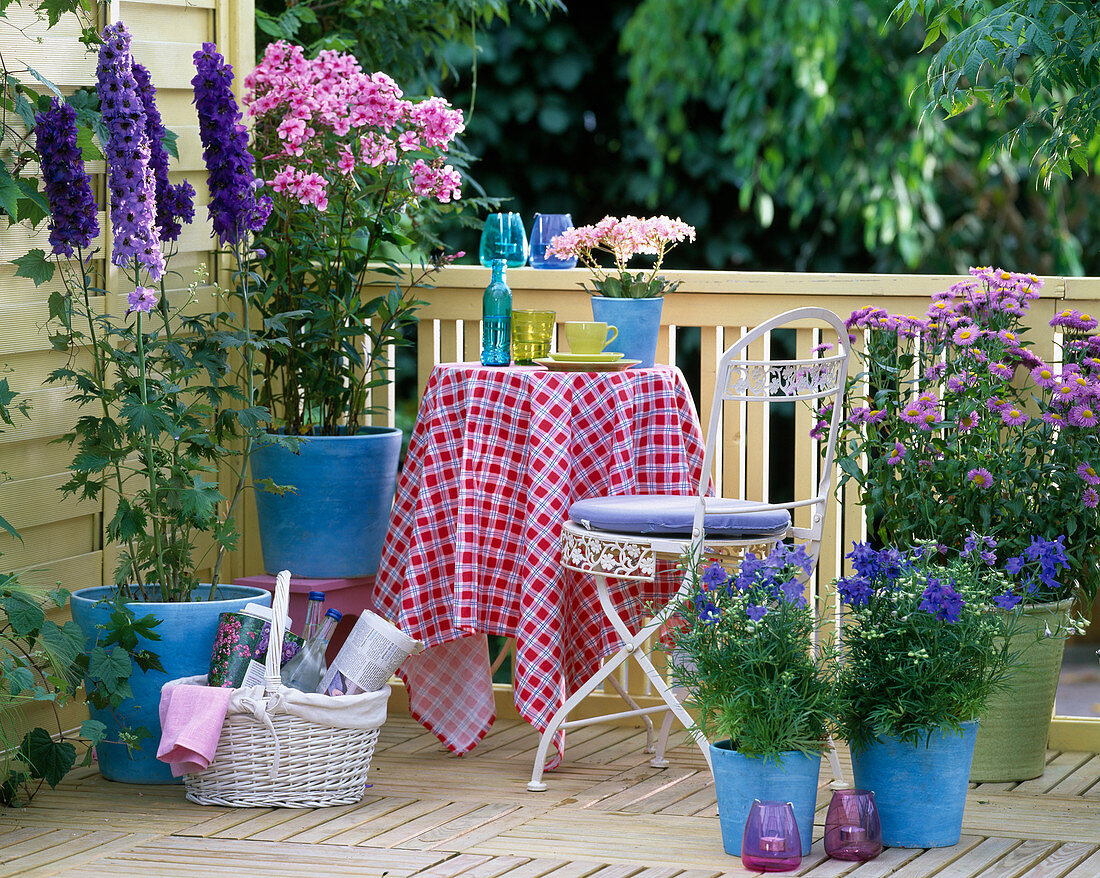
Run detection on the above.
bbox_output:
[970,598,1073,782]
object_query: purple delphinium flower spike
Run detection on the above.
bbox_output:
[96,21,164,280]
[132,60,194,243]
[191,42,272,246]
[33,98,99,257]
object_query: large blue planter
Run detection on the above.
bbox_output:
[590,296,664,368]
[710,741,822,857]
[251,428,402,578]
[69,584,270,784]
[851,721,978,848]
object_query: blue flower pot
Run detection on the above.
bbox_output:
[850,721,978,847]
[251,428,402,578]
[710,741,822,857]
[70,584,270,784]
[590,296,664,368]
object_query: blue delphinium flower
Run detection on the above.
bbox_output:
[191,42,272,246]
[919,577,965,623]
[836,574,874,607]
[745,605,768,621]
[993,590,1022,610]
[132,60,194,244]
[33,98,99,257]
[96,21,164,280]
[779,578,807,607]
[700,561,728,590]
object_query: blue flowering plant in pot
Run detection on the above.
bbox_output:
[547,215,696,367]
[25,23,281,782]
[833,538,1028,846]
[238,41,470,577]
[664,543,838,857]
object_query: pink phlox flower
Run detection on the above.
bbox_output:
[127,286,157,314]
[336,148,356,176]
[967,467,993,489]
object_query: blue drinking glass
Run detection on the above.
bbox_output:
[529,213,577,269]
[479,212,529,268]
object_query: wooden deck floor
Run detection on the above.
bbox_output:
[2,714,1100,877]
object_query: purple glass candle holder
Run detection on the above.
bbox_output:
[741,800,802,872]
[824,789,883,861]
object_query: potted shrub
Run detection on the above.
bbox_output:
[838,266,1095,780]
[29,24,275,783]
[240,40,468,578]
[664,543,837,858]
[546,215,695,367]
[834,539,1024,847]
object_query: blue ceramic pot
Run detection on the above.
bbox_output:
[251,428,402,578]
[850,721,978,848]
[590,296,664,368]
[710,741,822,857]
[69,584,270,784]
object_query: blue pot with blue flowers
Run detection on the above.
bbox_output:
[834,540,1028,847]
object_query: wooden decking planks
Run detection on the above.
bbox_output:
[1,714,1099,877]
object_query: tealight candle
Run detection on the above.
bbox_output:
[760,835,787,852]
[839,824,866,843]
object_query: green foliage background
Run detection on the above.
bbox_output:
[258,0,1100,276]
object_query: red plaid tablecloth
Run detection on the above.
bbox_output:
[374,363,706,767]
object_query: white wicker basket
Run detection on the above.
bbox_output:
[179,571,386,808]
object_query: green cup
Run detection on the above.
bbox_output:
[512,310,555,364]
[564,321,618,355]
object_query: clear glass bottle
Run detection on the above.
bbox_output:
[481,258,511,366]
[280,608,342,693]
[303,590,325,640]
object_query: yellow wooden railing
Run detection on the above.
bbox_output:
[386,265,1100,751]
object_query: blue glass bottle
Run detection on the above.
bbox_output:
[481,258,511,366]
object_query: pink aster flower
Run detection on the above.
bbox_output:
[967,467,993,489]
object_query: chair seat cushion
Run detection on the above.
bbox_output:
[568,495,792,538]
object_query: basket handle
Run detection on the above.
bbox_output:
[264,569,292,690]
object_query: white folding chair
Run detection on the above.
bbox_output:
[527,307,851,791]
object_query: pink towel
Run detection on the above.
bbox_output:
[156,683,232,777]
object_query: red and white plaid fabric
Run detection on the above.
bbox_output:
[374,363,706,767]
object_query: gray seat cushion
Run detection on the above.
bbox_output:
[568,494,792,538]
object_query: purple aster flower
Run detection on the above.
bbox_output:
[1078,463,1100,485]
[988,362,1014,380]
[1050,308,1099,333]
[958,410,980,432]
[952,324,980,346]
[887,442,906,465]
[967,467,993,489]
[809,419,828,440]
[127,286,157,313]
[899,404,926,425]
[1030,364,1058,388]
[96,21,164,280]
[1041,411,1065,427]
[192,42,272,246]
[1069,404,1100,428]
[132,61,194,243]
[1084,487,1099,509]
[745,605,768,622]
[1000,406,1029,427]
[33,98,99,257]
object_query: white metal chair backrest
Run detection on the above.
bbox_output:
[695,307,851,554]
